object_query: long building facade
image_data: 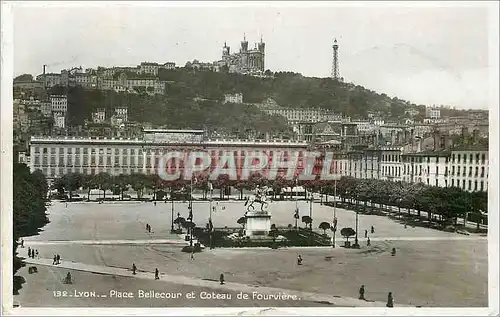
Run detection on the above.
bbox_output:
[28,135,489,193]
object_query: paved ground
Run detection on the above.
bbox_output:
[15,200,488,308]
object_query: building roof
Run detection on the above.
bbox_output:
[29,136,310,148]
[143,129,205,134]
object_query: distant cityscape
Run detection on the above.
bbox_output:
[13,36,489,196]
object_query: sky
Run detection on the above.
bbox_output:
[11,2,495,110]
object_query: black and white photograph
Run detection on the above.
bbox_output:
[2,1,499,315]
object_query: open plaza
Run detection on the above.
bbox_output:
[15,198,488,307]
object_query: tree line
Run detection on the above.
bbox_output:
[13,163,50,294]
[52,171,487,227]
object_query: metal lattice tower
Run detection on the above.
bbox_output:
[331,38,340,80]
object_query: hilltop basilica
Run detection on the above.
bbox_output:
[218,35,265,75]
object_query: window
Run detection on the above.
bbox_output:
[83,148,88,154]
[58,156,64,166]
[419,166,422,176]
[435,179,438,187]
[107,157,111,166]
[463,155,466,164]
[458,154,461,162]
[469,154,473,164]
[445,179,448,187]
[98,156,103,166]
[50,156,56,165]
[427,157,430,163]
[476,154,480,164]
[462,179,466,188]
[445,167,448,176]
[51,148,56,154]
[451,179,455,187]
[67,148,72,154]
[436,166,439,175]
[474,181,478,191]
[452,154,455,162]
[91,156,95,165]
[114,156,119,164]
[469,166,472,177]
[427,166,429,175]
[427,178,430,185]
[107,148,112,155]
[75,148,80,154]
[463,167,466,176]
[481,167,485,177]
[452,166,455,176]
[475,166,478,177]
[481,154,486,164]
[480,181,484,191]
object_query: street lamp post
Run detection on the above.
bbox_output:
[170,188,174,232]
[309,191,313,230]
[209,183,213,249]
[332,179,337,248]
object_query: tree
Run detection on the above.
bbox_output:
[95,172,112,200]
[237,216,246,227]
[82,174,98,201]
[61,172,84,200]
[340,227,356,243]
[301,215,312,229]
[183,221,196,235]
[114,174,130,200]
[174,216,186,231]
[13,163,49,294]
[130,173,147,199]
[269,223,279,242]
[319,222,331,235]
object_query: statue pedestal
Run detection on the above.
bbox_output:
[244,211,272,238]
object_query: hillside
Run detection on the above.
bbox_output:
[158,68,425,118]
[45,68,436,135]
[47,85,292,137]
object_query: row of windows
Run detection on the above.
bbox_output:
[451,179,485,191]
[405,177,486,192]
[452,153,486,165]
[451,166,486,177]
[34,147,145,155]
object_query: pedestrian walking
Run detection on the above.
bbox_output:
[364,230,368,238]
[148,225,151,233]
[35,250,39,258]
[367,237,371,246]
[154,201,157,206]
[297,255,303,265]
[391,248,396,256]
[146,224,149,231]
[28,247,31,257]
[359,285,365,300]
[30,249,34,259]
[404,223,407,229]
[20,239,24,248]
[191,252,194,260]
[53,255,57,265]
[371,226,375,234]
[155,268,160,280]
[386,292,394,307]
[132,263,137,275]
[219,273,225,285]
[64,272,72,284]
[56,254,61,264]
